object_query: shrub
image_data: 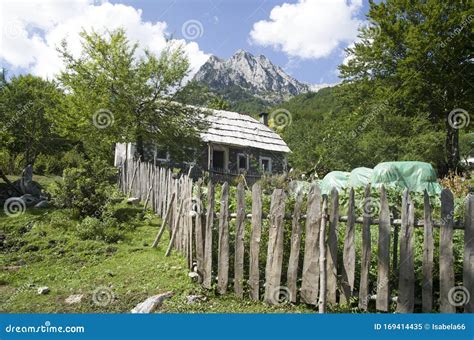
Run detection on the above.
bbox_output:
[35,154,62,175]
[76,216,125,243]
[60,148,85,170]
[439,171,471,198]
[50,159,118,218]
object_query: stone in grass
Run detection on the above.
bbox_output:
[131,291,173,313]
[127,197,140,205]
[186,295,206,305]
[65,294,84,304]
[37,286,50,295]
[188,272,200,282]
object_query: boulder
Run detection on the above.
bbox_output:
[37,286,50,295]
[65,294,83,304]
[131,291,173,313]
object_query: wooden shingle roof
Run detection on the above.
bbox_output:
[200,109,291,153]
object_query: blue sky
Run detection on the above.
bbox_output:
[1,0,371,85]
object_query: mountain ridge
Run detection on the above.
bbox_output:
[192,50,310,108]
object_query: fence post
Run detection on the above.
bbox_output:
[300,184,321,305]
[440,189,455,313]
[287,190,304,303]
[396,189,415,313]
[341,188,356,304]
[202,181,214,289]
[319,195,328,313]
[358,185,372,310]
[217,182,230,295]
[327,188,339,305]
[264,188,286,304]
[464,194,474,313]
[377,185,391,311]
[249,183,262,301]
[194,180,204,278]
[422,190,434,312]
[234,182,246,298]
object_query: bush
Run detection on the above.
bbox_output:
[50,159,118,218]
[76,216,125,243]
[60,148,85,170]
[35,154,62,175]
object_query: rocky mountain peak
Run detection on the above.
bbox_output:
[193,50,310,104]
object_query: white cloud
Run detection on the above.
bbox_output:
[0,0,209,79]
[249,0,363,60]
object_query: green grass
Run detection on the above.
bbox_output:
[0,205,317,314]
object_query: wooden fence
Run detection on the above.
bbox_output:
[119,159,473,313]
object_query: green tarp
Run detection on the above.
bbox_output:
[348,167,373,188]
[321,171,350,195]
[319,162,442,195]
[371,161,442,194]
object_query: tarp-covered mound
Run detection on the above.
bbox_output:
[348,167,373,188]
[371,161,442,194]
[321,171,350,195]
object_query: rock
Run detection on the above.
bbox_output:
[34,200,49,208]
[186,295,206,305]
[131,291,173,313]
[127,197,140,205]
[106,270,114,277]
[188,272,200,282]
[37,286,50,295]
[20,194,40,207]
[65,294,83,304]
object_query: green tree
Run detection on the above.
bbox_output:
[0,75,64,167]
[56,28,207,162]
[339,0,473,174]
[208,95,230,111]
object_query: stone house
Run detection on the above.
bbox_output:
[114,108,291,183]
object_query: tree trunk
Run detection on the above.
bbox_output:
[136,134,144,160]
[445,119,460,173]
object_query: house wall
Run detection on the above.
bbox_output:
[116,142,288,183]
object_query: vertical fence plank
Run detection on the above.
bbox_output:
[202,181,214,289]
[234,182,246,298]
[194,180,204,278]
[264,189,286,304]
[327,188,339,305]
[422,190,434,312]
[464,194,474,313]
[377,186,391,311]
[358,185,372,310]
[396,190,415,313]
[165,199,184,257]
[249,183,262,301]
[186,176,192,270]
[440,189,455,313]
[341,188,356,304]
[217,182,230,295]
[300,184,322,305]
[287,190,304,303]
[151,193,175,248]
[319,195,328,313]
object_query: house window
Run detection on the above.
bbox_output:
[259,156,272,173]
[155,146,169,162]
[237,153,249,170]
[212,149,226,171]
